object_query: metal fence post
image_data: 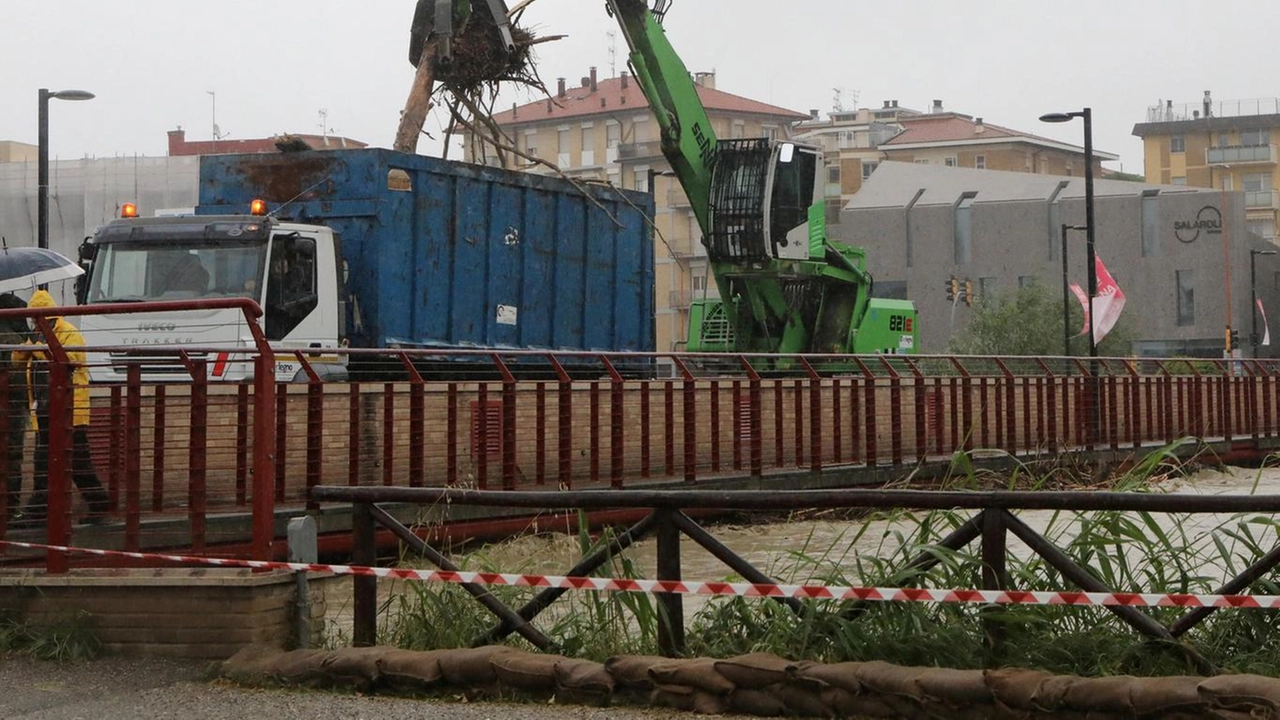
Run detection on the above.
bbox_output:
[981,509,1008,664]
[352,501,377,647]
[288,515,318,649]
[655,507,685,656]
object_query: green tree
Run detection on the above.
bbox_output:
[948,283,1134,356]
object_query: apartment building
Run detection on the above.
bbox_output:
[469,69,809,354]
[1132,93,1280,242]
[796,100,1116,211]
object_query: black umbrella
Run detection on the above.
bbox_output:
[0,245,84,293]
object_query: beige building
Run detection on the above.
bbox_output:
[796,100,1116,213]
[0,141,38,163]
[1133,93,1280,242]
[467,69,808,353]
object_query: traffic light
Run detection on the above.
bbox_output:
[1229,328,1240,351]
[946,276,959,301]
[963,279,974,307]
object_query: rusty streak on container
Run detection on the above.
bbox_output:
[125,365,142,554]
[152,384,166,512]
[236,384,249,505]
[188,359,208,552]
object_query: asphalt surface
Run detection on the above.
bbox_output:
[0,653,724,719]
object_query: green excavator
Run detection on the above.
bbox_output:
[606,0,919,356]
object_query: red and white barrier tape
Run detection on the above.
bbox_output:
[3,539,1277,609]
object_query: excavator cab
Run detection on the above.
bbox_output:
[706,140,821,264]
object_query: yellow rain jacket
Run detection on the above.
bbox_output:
[13,290,91,428]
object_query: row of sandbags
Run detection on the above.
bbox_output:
[220,644,1280,718]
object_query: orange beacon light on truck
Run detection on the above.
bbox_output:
[249,199,268,216]
[120,202,138,218]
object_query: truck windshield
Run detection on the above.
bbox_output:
[85,239,269,304]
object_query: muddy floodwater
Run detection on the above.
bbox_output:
[323,466,1280,642]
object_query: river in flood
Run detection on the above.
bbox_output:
[321,466,1280,643]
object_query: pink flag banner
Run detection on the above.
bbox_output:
[1259,298,1271,347]
[1091,256,1126,345]
[1069,284,1090,337]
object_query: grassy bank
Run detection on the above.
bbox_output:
[378,442,1280,676]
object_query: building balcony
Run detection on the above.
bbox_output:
[668,289,693,308]
[1206,144,1277,165]
[617,140,663,161]
[1247,189,1280,210]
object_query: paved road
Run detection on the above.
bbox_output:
[0,653,727,719]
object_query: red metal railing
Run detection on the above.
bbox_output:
[3,309,1280,574]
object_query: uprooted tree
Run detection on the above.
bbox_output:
[395,0,559,157]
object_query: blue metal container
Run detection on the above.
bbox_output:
[197,148,655,353]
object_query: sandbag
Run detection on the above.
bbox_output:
[650,683,730,714]
[1030,674,1081,712]
[792,661,866,694]
[714,652,805,689]
[854,661,926,717]
[320,646,388,690]
[1197,673,1280,712]
[1060,675,1139,714]
[986,667,1055,710]
[647,657,736,695]
[1128,675,1201,716]
[262,648,333,687]
[220,644,285,684]
[377,648,447,692]
[605,654,668,690]
[915,667,992,706]
[436,645,518,687]
[768,681,837,718]
[822,686,902,719]
[490,652,566,693]
[554,658,615,705]
[728,687,789,717]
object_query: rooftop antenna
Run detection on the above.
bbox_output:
[832,87,860,114]
[318,108,332,139]
[607,30,617,77]
[207,90,228,151]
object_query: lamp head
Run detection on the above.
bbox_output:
[50,89,95,101]
[1254,249,1278,256]
[1039,112,1079,123]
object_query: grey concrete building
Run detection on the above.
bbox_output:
[0,151,198,303]
[838,161,1280,358]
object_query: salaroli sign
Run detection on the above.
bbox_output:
[1175,205,1223,244]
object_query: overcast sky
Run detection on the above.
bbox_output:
[3,0,1277,175]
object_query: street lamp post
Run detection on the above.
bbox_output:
[1042,108,1098,441]
[37,88,95,251]
[1251,249,1277,357]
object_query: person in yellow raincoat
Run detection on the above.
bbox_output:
[14,289,109,526]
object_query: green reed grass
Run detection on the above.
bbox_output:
[385,443,1280,676]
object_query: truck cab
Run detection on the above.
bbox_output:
[77,211,345,383]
